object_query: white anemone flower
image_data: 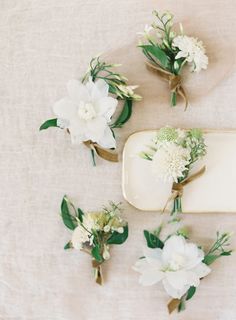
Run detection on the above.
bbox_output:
[152,142,191,182]
[53,78,118,148]
[133,235,211,299]
[172,35,208,72]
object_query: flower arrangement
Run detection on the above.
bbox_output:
[60,196,128,284]
[140,126,207,215]
[138,11,208,108]
[133,223,232,313]
[40,57,141,165]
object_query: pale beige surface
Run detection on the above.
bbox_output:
[123,130,236,212]
[1,0,236,319]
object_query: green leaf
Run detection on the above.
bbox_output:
[186,286,196,301]
[111,99,132,128]
[220,250,232,256]
[143,230,164,249]
[203,254,218,265]
[39,118,58,130]
[61,196,77,230]
[91,245,103,262]
[64,241,73,250]
[107,225,128,245]
[77,208,84,223]
[140,45,169,69]
[178,300,185,312]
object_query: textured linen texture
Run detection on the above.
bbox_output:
[0,0,236,319]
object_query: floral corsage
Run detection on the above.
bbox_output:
[134,224,232,313]
[40,57,141,165]
[140,126,207,215]
[138,11,208,109]
[61,196,128,284]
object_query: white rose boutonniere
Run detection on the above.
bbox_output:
[61,196,128,285]
[138,11,208,108]
[134,223,232,313]
[40,57,141,165]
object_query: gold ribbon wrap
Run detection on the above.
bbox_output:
[145,61,188,110]
[92,260,103,285]
[83,140,119,162]
[162,166,206,213]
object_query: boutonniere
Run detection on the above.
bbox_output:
[60,196,128,284]
[140,127,207,216]
[133,224,232,313]
[138,11,208,109]
[40,57,141,165]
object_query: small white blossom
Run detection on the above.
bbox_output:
[152,142,191,182]
[117,227,124,234]
[172,35,208,72]
[133,235,211,299]
[103,225,111,233]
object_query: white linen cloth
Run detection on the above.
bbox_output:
[0,0,236,319]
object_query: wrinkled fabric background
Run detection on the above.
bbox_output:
[1,0,236,319]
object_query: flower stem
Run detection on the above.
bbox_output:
[170,91,177,107]
[90,149,96,166]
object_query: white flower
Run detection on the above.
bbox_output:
[152,142,191,182]
[53,78,118,148]
[172,35,208,72]
[71,224,91,249]
[133,235,211,299]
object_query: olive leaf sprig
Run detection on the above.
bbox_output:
[61,196,128,285]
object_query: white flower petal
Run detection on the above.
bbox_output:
[163,278,189,299]
[97,126,116,149]
[133,258,164,286]
[95,96,118,121]
[67,79,89,103]
[166,270,200,290]
[162,235,186,264]
[85,116,107,142]
[86,78,109,101]
[52,98,77,120]
[68,118,86,144]
[192,262,211,279]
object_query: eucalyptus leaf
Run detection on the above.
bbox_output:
[107,225,128,245]
[143,230,164,249]
[61,196,77,230]
[39,118,58,131]
[140,45,169,69]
